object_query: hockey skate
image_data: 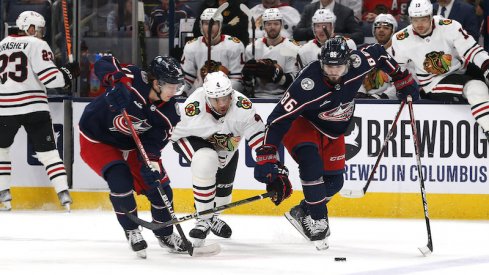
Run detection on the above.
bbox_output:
[125,228,148,259]
[57,190,72,211]
[211,215,232,238]
[285,204,330,250]
[189,218,212,247]
[0,189,12,211]
[157,233,188,254]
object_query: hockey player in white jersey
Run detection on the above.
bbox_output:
[0,11,79,210]
[297,9,356,69]
[181,8,245,96]
[391,0,489,140]
[171,72,291,246]
[242,8,300,98]
[248,1,300,39]
[356,13,399,99]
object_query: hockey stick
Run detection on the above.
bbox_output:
[205,2,229,74]
[61,0,73,63]
[121,109,220,257]
[407,96,433,256]
[123,191,274,231]
[340,100,406,198]
[137,1,147,70]
[239,3,256,97]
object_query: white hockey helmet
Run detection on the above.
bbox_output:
[16,11,45,36]
[408,0,433,18]
[312,9,336,25]
[200,8,223,37]
[262,8,283,27]
[203,71,233,99]
[372,13,398,36]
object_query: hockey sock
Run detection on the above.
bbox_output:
[0,147,11,191]
[191,148,219,220]
[465,80,489,132]
[106,163,139,230]
[294,145,324,181]
[145,185,174,237]
[302,177,328,220]
[36,150,68,193]
[322,174,345,216]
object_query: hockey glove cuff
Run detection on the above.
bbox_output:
[266,165,292,206]
[392,69,419,101]
[254,144,279,183]
[59,61,80,89]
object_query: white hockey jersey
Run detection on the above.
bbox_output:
[391,16,489,94]
[248,4,300,39]
[171,89,265,167]
[297,38,357,69]
[245,37,300,98]
[0,34,67,116]
[181,35,245,95]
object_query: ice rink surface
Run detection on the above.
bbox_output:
[1,211,489,275]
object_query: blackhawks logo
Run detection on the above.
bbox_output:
[363,68,389,91]
[185,101,201,116]
[423,51,452,75]
[396,30,409,40]
[208,133,241,151]
[236,96,252,109]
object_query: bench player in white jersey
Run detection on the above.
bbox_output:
[242,8,300,98]
[297,9,356,69]
[0,11,79,210]
[356,14,399,99]
[391,0,489,140]
[171,72,291,246]
[181,8,245,96]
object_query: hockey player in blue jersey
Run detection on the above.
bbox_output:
[254,36,420,250]
[78,55,186,258]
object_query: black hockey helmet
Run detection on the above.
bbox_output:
[149,56,184,85]
[320,36,350,66]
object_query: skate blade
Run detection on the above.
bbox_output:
[191,243,221,257]
[191,238,206,247]
[284,212,311,241]
[314,238,329,251]
[136,249,147,259]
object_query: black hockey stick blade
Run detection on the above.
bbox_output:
[122,191,274,231]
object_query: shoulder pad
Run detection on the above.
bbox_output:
[289,39,300,46]
[235,96,252,109]
[438,19,453,25]
[229,36,241,43]
[395,30,409,41]
[186,38,197,45]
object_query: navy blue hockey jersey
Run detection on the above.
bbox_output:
[264,44,402,147]
[79,65,180,159]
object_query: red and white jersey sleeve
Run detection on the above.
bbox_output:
[181,35,245,95]
[0,35,66,115]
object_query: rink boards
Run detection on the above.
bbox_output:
[6,99,489,219]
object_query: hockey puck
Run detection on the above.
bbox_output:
[334,257,346,262]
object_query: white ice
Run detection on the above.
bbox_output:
[1,211,489,275]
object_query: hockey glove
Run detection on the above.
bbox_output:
[391,69,419,101]
[105,82,131,112]
[266,165,293,206]
[242,59,258,79]
[59,61,80,89]
[140,161,169,188]
[254,144,280,183]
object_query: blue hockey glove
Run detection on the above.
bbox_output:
[266,165,292,206]
[140,163,163,188]
[254,144,280,183]
[105,82,131,112]
[392,69,419,102]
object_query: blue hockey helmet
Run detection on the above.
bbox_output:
[149,56,184,85]
[320,36,350,66]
